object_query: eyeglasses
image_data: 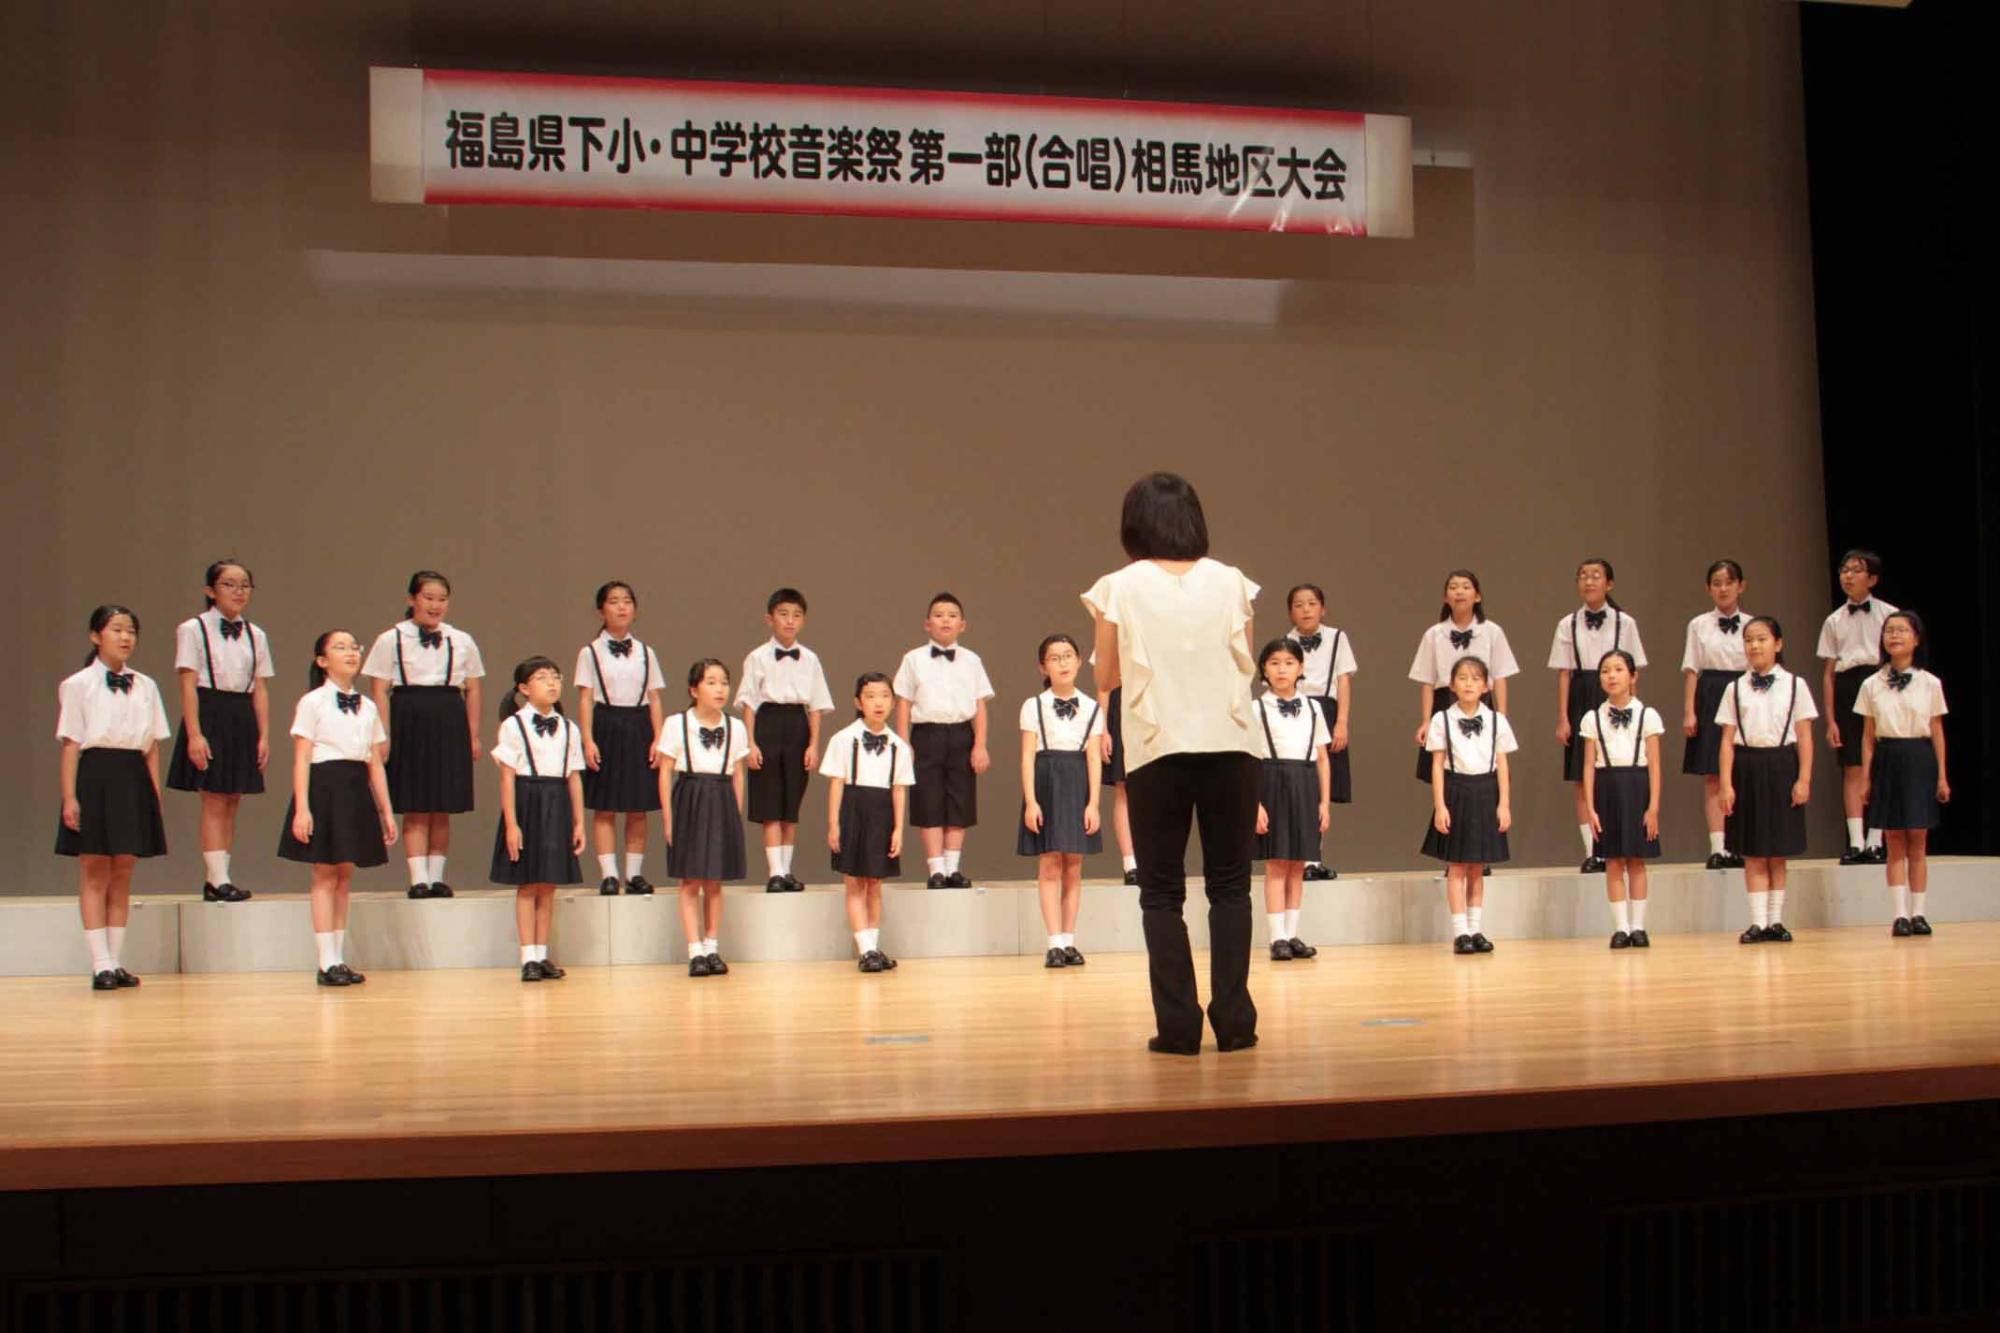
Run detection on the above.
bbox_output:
[214,581,254,593]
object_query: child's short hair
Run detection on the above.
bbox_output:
[927,591,963,617]
[1597,649,1638,677]
[1437,569,1488,623]
[594,581,636,610]
[1705,559,1745,584]
[768,587,807,614]
[402,569,450,619]
[1839,548,1884,578]
[1286,583,1326,611]
[853,671,893,714]
[1119,472,1210,561]
[686,657,731,689]
[1257,636,1305,680]
[1448,654,1490,685]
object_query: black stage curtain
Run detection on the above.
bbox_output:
[1801,0,1999,854]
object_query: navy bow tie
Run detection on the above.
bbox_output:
[1448,628,1473,650]
[1052,696,1080,720]
[1718,615,1741,635]
[1457,713,1484,737]
[218,619,245,641]
[1608,705,1633,729]
[105,670,133,694]
[774,646,801,662]
[1885,668,1913,692]
[336,691,362,715]
[861,731,889,754]
[1584,608,1608,631]
[1750,672,1776,692]
[606,638,633,658]
[1277,697,1302,718]
[417,627,443,649]
[1847,600,1873,616]
[1295,633,1322,653]
[930,645,956,662]
[532,713,560,736]
[699,725,725,750]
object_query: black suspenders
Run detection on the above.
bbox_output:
[1441,708,1499,774]
[1034,696,1104,754]
[1593,703,1646,768]
[681,713,731,774]
[1321,630,1344,709]
[1730,677,1800,748]
[512,714,569,778]
[394,628,454,688]
[850,733,900,785]
[587,640,645,708]
[197,617,258,694]
[1571,608,1622,673]
[1258,697,1322,762]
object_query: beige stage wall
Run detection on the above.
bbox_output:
[0,0,1832,893]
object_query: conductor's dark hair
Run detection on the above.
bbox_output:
[1120,472,1210,561]
[853,671,893,718]
[686,658,730,693]
[403,570,451,618]
[1705,559,1745,585]
[927,591,963,617]
[307,629,355,688]
[768,587,808,614]
[1840,548,1884,579]
[1257,636,1306,685]
[202,559,252,610]
[1448,655,1491,686]
[1437,569,1488,623]
[84,604,140,666]
[500,656,566,720]
[595,581,636,611]
[1879,610,1929,670]
[1286,583,1327,613]
[1036,633,1081,688]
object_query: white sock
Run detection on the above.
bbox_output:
[1580,824,1597,858]
[1749,890,1770,928]
[85,927,113,974]
[702,936,717,955]
[533,944,549,962]
[1060,932,1074,949]
[927,856,946,877]
[1611,900,1630,932]
[1050,933,1065,950]
[778,844,794,874]
[1450,912,1469,938]
[427,853,447,883]
[1846,818,1864,849]
[1268,912,1287,941]
[1709,831,1727,856]
[1630,899,1647,928]
[409,857,430,887]
[1306,861,1323,871]
[1467,905,1483,934]
[1865,827,1883,850]
[624,852,644,879]
[943,849,962,875]
[598,853,619,879]
[1284,908,1300,938]
[1893,884,1911,918]
[106,925,125,967]
[1122,854,1138,872]
[856,927,880,954]
[1911,890,1927,917]
[203,850,230,885]
[687,940,705,960]
[522,945,538,964]
[767,846,786,877]
[334,929,346,963]
[318,933,342,970]
[1769,888,1786,923]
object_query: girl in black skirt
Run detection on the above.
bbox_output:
[56,605,171,991]
[1421,656,1517,955]
[362,571,485,900]
[1856,612,1951,937]
[492,657,585,982]
[1549,559,1648,874]
[1409,570,1518,785]
[574,581,664,897]
[827,674,913,974]
[1253,637,1331,962]
[1286,583,1356,881]
[1680,560,1754,869]
[166,559,272,903]
[1717,617,1818,944]
[1018,634,1105,968]
[1579,651,1663,949]
[277,631,396,987]
[657,659,749,978]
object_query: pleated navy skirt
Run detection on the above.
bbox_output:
[1018,750,1103,857]
[668,773,745,882]
[1257,758,1322,862]
[278,760,388,868]
[583,703,660,813]
[1682,670,1735,776]
[55,748,168,859]
[833,786,899,880]
[491,775,582,885]
[1562,673,1608,783]
[387,685,474,814]
[1726,745,1807,858]
[166,688,265,795]
[1421,771,1509,865]
[1867,737,1941,831]
[1833,666,1871,767]
[1319,693,1353,803]
[1591,766,1660,860]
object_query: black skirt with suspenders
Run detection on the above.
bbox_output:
[834,732,902,880]
[1017,697,1104,857]
[1589,703,1660,860]
[1561,609,1623,783]
[581,641,661,813]
[1415,629,1495,783]
[1420,712,1510,865]
[1725,676,1808,858]
[386,630,475,815]
[1256,698,1324,863]
[667,714,746,882]
[167,618,266,795]
[489,714,583,886]
[1316,629,1354,803]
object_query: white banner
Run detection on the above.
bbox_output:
[370,67,1413,237]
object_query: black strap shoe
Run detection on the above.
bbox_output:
[1840,846,1868,866]
[1453,934,1477,955]
[1739,925,1766,943]
[1610,931,1632,949]
[1063,946,1086,966]
[202,882,224,902]
[407,885,429,899]
[766,876,789,893]
[521,961,545,981]
[926,873,947,889]
[859,951,885,973]
[112,968,140,987]
[1471,933,1495,953]
[1722,852,1745,869]
[1911,915,1932,935]
[625,877,654,896]
[1045,947,1067,968]
[1123,869,1140,886]
[317,968,351,986]
[333,963,366,984]
[599,877,621,896]
[1288,938,1317,959]
[1705,853,1729,870]
[688,955,712,977]
[945,872,974,889]
[1892,917,1913,937]
[704,954,727,976]
[539,959,565,979]
[1629,929,1650,948]
[93,970,120,991]
[429,882,454,899]
[785,875,806,892]
[1765,921,1793,942]
[1581,857,1607,874]
[1269,939,1294,961]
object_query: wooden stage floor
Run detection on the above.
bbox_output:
[5,924,1998,1193]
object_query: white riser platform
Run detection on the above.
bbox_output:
[2,859,1993,977]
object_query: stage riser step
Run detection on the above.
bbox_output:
[1,862,1992,977]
